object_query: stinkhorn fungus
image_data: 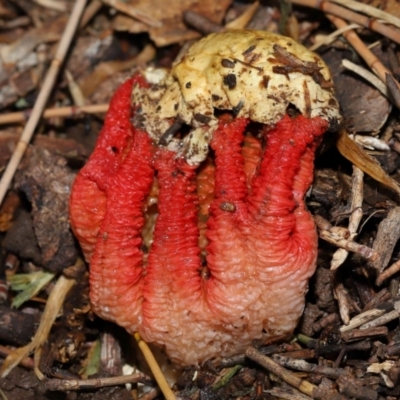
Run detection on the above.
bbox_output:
[70,30,341,365]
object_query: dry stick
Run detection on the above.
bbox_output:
[331,166,364,270]
[133,333,176,400]
[45,372,150,391]
[273,354,345,379]
[0,103,108,125]
[292,0,400,44]
[245,347,324,399]
[376,259,400,286]
[329,0,400,29]
[318,228,376,260]
[0,345,34,370]
[34,0,68,12]
[0,0,87,207]
[359,310,400,330]
[327,14,400,90]
[341,326,388,342]
[334,281,351,325]
[65,70,86,107]
[340,308,386,333]
[314,216,376,261]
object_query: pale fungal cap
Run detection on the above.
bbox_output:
[132,29,341,165]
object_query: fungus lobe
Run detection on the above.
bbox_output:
[70,30,341,365]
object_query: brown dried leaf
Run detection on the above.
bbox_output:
[14,147,78,272]
[0,191,20,232]
[336,130,400,196]
[0,130,88,168]
[80,44,155,98]
[322,48,391,132]
[0,15,66,65]
[225,1,259,30]
[112,0,232,46]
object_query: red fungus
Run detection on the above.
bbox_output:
[70,30,341,365]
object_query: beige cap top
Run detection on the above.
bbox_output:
[132,30,341,165]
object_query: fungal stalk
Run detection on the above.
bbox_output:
[70,30,341,365]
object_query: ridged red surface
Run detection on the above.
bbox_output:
[70,77,328,365]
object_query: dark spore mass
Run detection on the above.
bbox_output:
[223,74,237,90]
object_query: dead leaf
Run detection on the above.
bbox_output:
[322,48,391,133]
[336,130,400,196]
[225,1,259,30]
[112,0,232,47]
[80,43,155,98]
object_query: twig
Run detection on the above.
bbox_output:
[133,333,176,400]
[340,308,386,333]
[266,385,313,400]
[45,372,150,391]
[292,0,400,44]
[362,289,391,311]
[273,354,345,378]
[327,14,400,93]
[0,0,88,207]
[245,347,324,399]
[0,103,108,125]
[329,0,400,29]
[315,215,376,261]
[368,207,400,273]
[331,166,364,270]
[318,227,376,260]
[65,70,86,107]
[34,0,68,12]
[376,259,400,286]
[0,345,34,369]
[312,313,339,333]
[334,281,351,325]
[359,309,400,330]
[341,326,388,342]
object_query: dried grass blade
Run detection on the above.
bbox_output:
[133,333,176,400]
[0,104,109,125]
[0,274,76,377]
